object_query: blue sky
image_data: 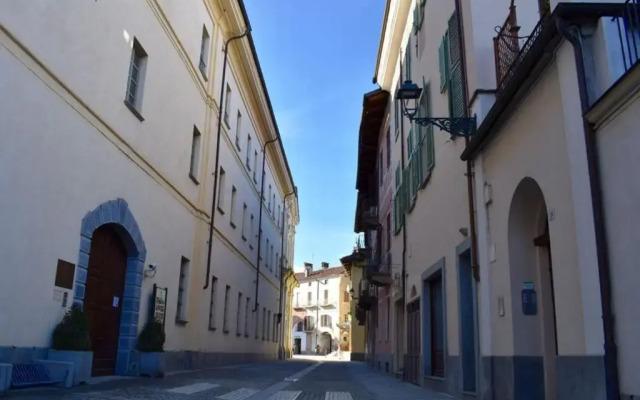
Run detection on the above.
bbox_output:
[244,1,385,270]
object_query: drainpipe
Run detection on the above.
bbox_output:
[253,137,279,311]
[399,60,408,372]
[278,188,297,359]
[453,0,479,282]
[203,29,250,290]
[558,20,620,400]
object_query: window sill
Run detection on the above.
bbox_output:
[208,326,217,332]
[124,100,145,122]
[230,221,236,229]
[223,329,230,334]
[424,375,445,382]
[235,142,241,152]
[175,319,188,326]
[199,67,208,82]
[236,332,242,337]
[249,245,254,250]
[244,334,249,338]
[242,235,247,241]
[189,173,199,185]
[224,117,230,130]
[217,206,225,215]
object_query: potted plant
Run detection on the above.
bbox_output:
[48,304,93,385]
[137,319,165,377]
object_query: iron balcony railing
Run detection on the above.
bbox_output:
[614,0,640,72]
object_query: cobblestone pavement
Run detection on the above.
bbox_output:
[7,359,453,400]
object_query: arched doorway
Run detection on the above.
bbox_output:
[75,199,146,376]
[84,224,127,376]
[508,178,557,400]
[319,332,332,355]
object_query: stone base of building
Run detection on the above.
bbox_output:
[0,346,275,377]
[480,355,606,400]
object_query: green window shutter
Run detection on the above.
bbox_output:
[447,11,465,118]
[407,128,414,160]
[439,35,450,93]
[413,3,420,35]
[421,83,435,183]
[405,39,411,81]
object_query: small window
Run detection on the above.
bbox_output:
[267,310,271,341]
[236,292,243,336]
[277,204,281,228]
[224,85,231,127]
[241,203,248,240]
[307,291,312,306]
[275,252,279,277]
[253,150,258,183]
[273,313,278,342]
[268,185,272,211]
[235,112,242,151]
[250,214,255,249]
[189,126,202,183]
[208,276,218,330]
[199,25,210,79]
[223,285,230,333]
[125,38,147,121]
[217,167,226,212]
[176,257,190,323]
[323,289,329,304]
[270,245,274,272]
[255,303,260,338]
[230,186,237,228]
[262,307,266,340]
[272,194,276,215]
[244,297,250,337]
[266,238,270,269]
[246,135,252,169]
[386,127,391,167]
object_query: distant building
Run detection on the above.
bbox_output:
[291,263,349,355]
[0,0,298,377]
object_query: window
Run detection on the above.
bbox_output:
[304,315,315,331]
[386,213,392,252]
[265,238,270,270]
[267,310,271,341]
[230,186,237,228]
[176,257,190,322]
[189,126,202,183]
[236,292,243,336]
[268,185,272,211]
[273,313,278,342]
[275,252,279,277]
[343,291,350,302]
[246,135,252,169]
[419,83,435,180]
[253,151,258,183]
[270,244,274,271]
[217,167,226,212]
[307,292,312,306]
[413,0,426,35]
[323,289,329,304]
[439,11,464,119]
[223,285,231,333]
[386,127,391,167]
[235,112,242,150]
[241,203,248,240]
[277,205,281,228]
[405,39,412,81]
[272,194,276,215]
[262,307,266,340]
[208,276,218,330]
[321,315,332,327]
[244,297,250,337]
[125,38,147,120]
[255,303,260,338]
[224,85,231,127]
[250,214,255,249]
[296,322,303,332]
[199,25,210,79]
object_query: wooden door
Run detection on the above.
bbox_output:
[84,225,127,376]
[406,300,421,384]
[430,277,445,377]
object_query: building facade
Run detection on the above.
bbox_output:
[291,263,349,355]
[353,0,640,399]
[0,0,298,377]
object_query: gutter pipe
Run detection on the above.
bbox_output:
[203,29,250,289]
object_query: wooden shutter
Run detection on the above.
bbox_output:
[448,11,465,118]
[439,35,449,93]
[405,39,412,81]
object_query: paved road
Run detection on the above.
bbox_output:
[7,358,452,400]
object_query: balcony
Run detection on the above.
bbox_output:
[293,301,306,311]
[360,206,379,230]
[365,253,392,287]
[319,299,337,309]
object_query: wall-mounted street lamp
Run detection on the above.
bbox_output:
[396,80,477,138]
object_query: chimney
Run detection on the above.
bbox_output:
[321,262,329,270]
[304,262,313,277]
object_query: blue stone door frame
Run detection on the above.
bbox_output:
[74,199,146,376]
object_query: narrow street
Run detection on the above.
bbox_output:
[7,358,449,400]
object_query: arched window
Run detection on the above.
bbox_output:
[296,322,303,332]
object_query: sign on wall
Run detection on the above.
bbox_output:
[152,284,168,329]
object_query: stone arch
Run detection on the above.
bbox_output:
[74,198,146,375]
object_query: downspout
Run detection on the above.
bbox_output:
[558,20,620,400]
[278,188,297,359]
[453,0,480,282]
[399,60,408,370]
[204,30,250,289]
[253,137,279,311]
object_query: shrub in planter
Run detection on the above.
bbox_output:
[48,304,93,385]
[137,320,166,378]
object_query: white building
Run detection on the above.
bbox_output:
[291,263,349,355]
[0,0,298,377]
